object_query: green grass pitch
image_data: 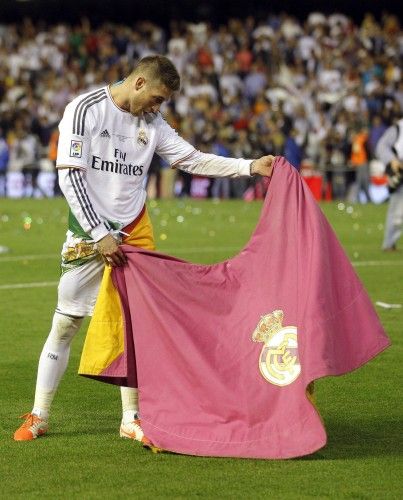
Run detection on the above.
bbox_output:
[0,197,402,499]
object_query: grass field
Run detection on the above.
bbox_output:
[0,197,402,499]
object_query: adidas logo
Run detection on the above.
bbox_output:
[100,129,111,138]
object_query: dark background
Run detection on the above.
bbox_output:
[0,0,400,26]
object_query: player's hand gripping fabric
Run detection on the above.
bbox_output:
[250,155,275,177]
[96,234,128,267]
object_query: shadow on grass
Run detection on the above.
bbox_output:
[47,427,117,438]
[300,416,402,461]
[13,416,400,461]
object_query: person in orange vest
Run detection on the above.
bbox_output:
[48,128,60,195]
[350,125,372,203]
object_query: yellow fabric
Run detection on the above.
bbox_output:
[78,209,155,376]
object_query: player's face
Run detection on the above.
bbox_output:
[130,78,172,116]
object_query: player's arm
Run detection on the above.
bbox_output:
[155,116,275,178]
[57,168,126,266]
[56,101,126,266]
[172,150,275,178]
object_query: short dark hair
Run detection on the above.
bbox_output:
[132,55,180,91]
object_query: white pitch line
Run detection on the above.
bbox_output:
[0,247,240,263]
[0,249,403,267]
[353,260,403,267]
[0,258,402,291]
[0,281,58,290]
[0,253,59,262]
[1,250,403,265]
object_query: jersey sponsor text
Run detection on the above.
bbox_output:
[91,152,144,176]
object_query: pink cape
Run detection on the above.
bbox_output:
[84,156,390,459]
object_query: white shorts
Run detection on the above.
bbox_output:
[56,205,154,318]
[56,256,104,317]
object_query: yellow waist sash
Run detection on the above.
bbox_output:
[78,208,155,376]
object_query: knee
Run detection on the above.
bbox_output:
[46,311,84,346]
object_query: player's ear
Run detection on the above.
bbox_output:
[135,77,146,91]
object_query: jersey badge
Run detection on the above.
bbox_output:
[70,140,83,158]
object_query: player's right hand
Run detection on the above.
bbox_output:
[96,233,127,267]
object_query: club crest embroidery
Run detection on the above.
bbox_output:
[137,129,148,146]
[252,310,300,386]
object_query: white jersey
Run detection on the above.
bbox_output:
[57,85,252,241]
[57,86,194,234]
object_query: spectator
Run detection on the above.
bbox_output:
[8,119,40,197]
[368,115,387,158]
[0,12,401,201]
[0,128,9,196]
[350,125,372,203]
[283,127,302,171]
[211,133,231,199]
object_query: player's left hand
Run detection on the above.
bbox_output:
[250,155,275,177]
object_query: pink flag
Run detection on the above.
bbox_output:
[83,156,390,458]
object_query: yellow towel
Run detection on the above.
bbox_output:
[79,208,155,376]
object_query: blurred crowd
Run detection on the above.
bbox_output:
[0,11,402,200]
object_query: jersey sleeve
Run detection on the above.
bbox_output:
[58,168,109,241]
[154,115,196,167]
[173,150,252,178]
[154,115,252,177]
[56,98,96,170]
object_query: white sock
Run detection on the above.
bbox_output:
[32,389,54,420]
[121,386,139,423]
[32,312,83,419]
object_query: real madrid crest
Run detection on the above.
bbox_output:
[252,310,300,386]
[137,128,148,146]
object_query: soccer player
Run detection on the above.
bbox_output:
[13,55,274,444]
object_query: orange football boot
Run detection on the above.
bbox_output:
[13,413,48,441]
[120,418,162,452]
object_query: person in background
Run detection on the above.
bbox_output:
[48,127,61,195]
[376,119,403,251]
[283,127,302,171]
[0,128,9,196]
[368,115,387,158]
[350,125,372,203]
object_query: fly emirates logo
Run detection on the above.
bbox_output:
[91,148,144,176]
